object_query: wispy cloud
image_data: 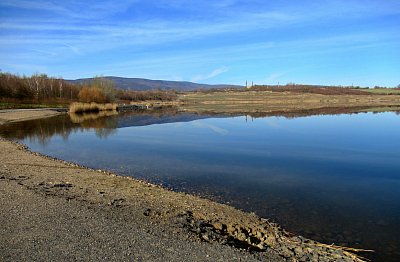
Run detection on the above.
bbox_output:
[0,0,67,14]
[1,0,399,85]
[1,1,396,58]
[0,0,138,20]
[29,49,57,56]
[62,44,81,55]
[191,67,229,82]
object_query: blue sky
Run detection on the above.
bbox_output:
[0,0,399,86]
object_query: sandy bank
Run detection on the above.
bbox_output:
[0,109,64,125]
[0,110,367,261]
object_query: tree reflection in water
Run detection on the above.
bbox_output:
[0,111,120,145]
[1,106,399,146]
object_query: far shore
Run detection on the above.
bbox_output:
[179,91,400,114]
[0,109,371,261]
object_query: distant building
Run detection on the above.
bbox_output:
[246,80,253,88]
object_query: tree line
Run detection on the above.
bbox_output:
[0,72,177,104]
[0,73,78,101]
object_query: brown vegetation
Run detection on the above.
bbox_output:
[78,87,107,103]
[80,76,117,102]
[117,89,177,102]
[248,84,371,95]
[0,73,78,102]
[0,73,178,107]
[180,90,400,114]
[69,102,117,113]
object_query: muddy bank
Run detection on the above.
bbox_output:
[0,110,369,261]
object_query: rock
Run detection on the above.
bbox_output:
[213,222,223,231]
[264,235,276,245]
[109,198,125,207]
[196,220,206,228]
[279,246,293,258]
[237,232,247,241]
[294,246,303,255]
[227,224,236,234]
[219,238,228,245]
[256,243,266,251]
[52,182,73,188]
[239,227,249,235]
[301,253,314,261]
[249,236,259,245]
[201,233,210,242]
[143,208,151,216]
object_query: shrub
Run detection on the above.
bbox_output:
[78,87,107,103]
[69,102,117,113]
[116,89,177,102]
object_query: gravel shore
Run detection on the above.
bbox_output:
[0,109,367,261]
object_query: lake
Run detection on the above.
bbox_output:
[1,108,399,261]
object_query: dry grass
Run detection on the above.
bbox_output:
[69,102,118,113]
[179,91,400,114]
[361,88,400,95]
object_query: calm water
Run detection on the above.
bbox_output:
[1,109,400,261]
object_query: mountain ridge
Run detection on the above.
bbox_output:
[67,76,243,91]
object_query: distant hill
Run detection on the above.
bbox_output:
[67,76,243,91]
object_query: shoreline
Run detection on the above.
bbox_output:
[0,109,368,261]
[0,108,65,125]
[180,91,400,115]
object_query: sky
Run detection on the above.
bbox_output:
[0,0,399,87]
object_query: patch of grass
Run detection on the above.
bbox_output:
[361,89,400,95]
[69,102,118,113]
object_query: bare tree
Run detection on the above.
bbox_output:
[59,78,63,98]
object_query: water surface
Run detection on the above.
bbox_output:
[1,109,399,261]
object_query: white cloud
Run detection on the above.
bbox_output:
[0,0,138,20]
[191,66,229,82]
[62,43,81,55]
[29,49,57,56]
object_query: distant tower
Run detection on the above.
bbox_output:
[251,81,253,87]
[246,80,252,89]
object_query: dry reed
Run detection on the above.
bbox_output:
[69,102,118,113]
